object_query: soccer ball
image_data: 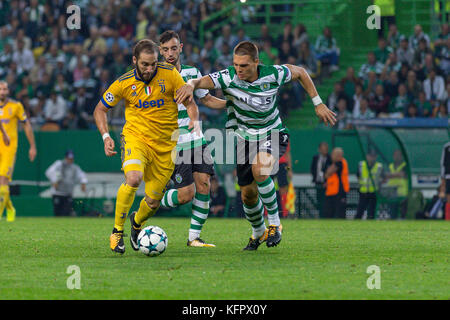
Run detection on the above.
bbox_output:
[137,226,168,256]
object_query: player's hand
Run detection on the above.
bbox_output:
[104,137,117,157]
[315,103,336,127]
[175,83,194,104]
[29,146,37,162]
[188,119,202,136]
[2,133,10,146]
[81,184,87,193]
[439,191,446,199]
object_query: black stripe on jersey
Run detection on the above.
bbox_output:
[157,62,174,70]
[118,74,134,82]
[118,70,134,80]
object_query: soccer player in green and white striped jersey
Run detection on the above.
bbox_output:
[176,41,336,250]
[158,31,227,247]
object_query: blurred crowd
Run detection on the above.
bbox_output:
[0,0,339,130]
[328,23,450,130]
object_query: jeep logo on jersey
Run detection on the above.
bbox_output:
[135,99,165,108]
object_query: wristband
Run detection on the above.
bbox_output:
[102,133,110,141]
[312,96,323,107]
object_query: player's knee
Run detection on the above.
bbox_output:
[241,190,258,206]
[0,176,9,185]
[126,172,142,187]
[145,196,160,210]
[195,178,210,194]
[178,187,195,204]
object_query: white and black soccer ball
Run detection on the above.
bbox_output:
[137,226,168,256]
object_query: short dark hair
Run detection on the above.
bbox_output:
[159,30,180,45]
[233,41,259,61]
[133,39,158,59]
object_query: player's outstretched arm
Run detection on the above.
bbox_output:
[176,76,215,105]
[0,122,10,146]
[285,64,337,127]
[199,94,227,110]
[22,120,36,161]
[183,99,201,136]
[93,102,117,157]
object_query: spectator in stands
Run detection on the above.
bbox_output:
[352,84,364,117]
[396,36,415,67]
[45,150,87,216]
[446,83,450,114]
[298,41,319,78]
[327,82,349,112]
[415,91,433,117]
[383,70,399,98]
[409,24,430,50]
[397,62,410,84]
[335,98,352,130]
[259,39,279,66]
[43,90,67,127]
[276,21,294,48]
[323,147,349,219]
[405,103,419,118]
[381,52,401,79]
[434,23,449,54]
[364,71,381,98]
[369,84,390,116]
[374,37,393,64]
[209,177,226,217]
[354,98,375,120]
[83,26,107,58]
[216,42,233,70]
[359,52,384,81]
[231,28,250,48]
[278,40,295,64]
[315,26,339,72]
[405,70,422,100]
[35,72,53,99]
[200,37,218,65]
[341,67,360,101]
[388,83,410,118]
[12,39,34,73]
[29,55,53,85]
[387,24,403,50]
[259,24,273,45]
[423,68,446,107]
[434,102,448,118]
[412,38,433,76]
[292,23,309,51]
[214,25,237,52]
[67,85,95,129]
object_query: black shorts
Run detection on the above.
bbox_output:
[236,131,289,187]
[274,162,289,188]
[171,144,215,189]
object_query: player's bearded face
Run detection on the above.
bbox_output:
[134,52,158,82]
[0,84,8,101]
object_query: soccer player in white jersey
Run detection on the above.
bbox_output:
[158,30,227,247]
[176,41,336,250]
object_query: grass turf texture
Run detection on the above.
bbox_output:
[0,217,448,300]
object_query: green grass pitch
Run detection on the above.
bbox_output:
[0,217,448,300]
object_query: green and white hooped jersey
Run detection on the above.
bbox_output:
[177,64,209,151]
[209,64,292,141]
